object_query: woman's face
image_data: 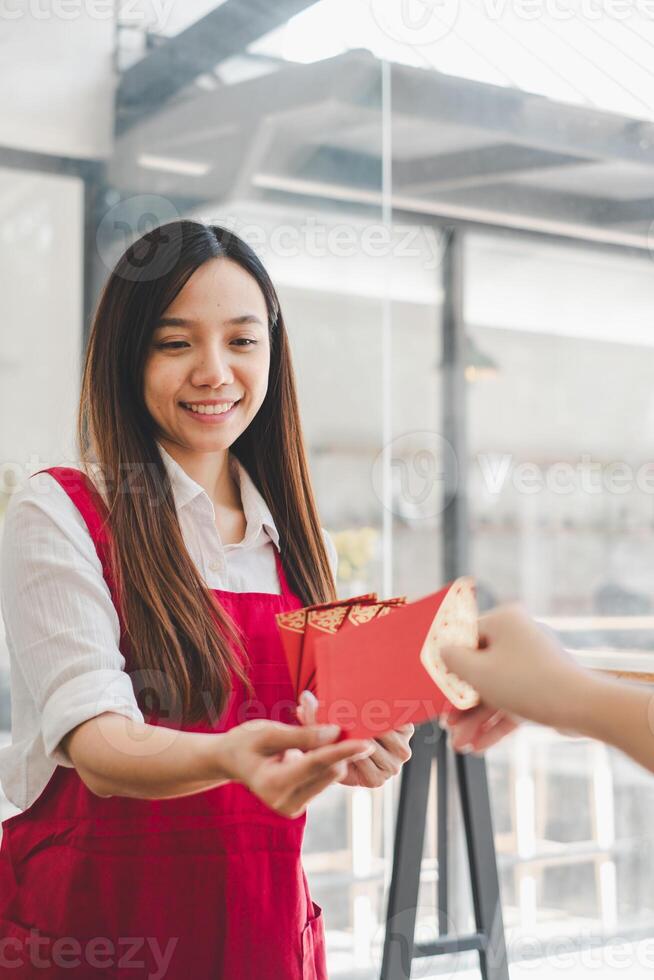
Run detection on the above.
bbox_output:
[143,257,271,452]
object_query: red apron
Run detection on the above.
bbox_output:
[0,467,328,979]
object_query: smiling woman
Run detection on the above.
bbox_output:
[71,221,341,723]
[0,219,398,979]
[146,260,271,453]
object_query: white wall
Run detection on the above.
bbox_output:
[0,169,84,668]
[0,8,114,158]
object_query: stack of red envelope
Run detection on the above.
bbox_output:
[275,577,481,739]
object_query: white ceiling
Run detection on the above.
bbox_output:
[4,0,654,164]
[253,0,654,123]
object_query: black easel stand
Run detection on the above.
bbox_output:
[381,720,509,980]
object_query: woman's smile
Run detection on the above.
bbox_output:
[179,397,242,423]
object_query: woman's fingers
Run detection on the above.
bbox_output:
[249,719,343,755]
[265,738,374,813]
[445,708,520,754]
[298,690,318,727]
[282,760,350,815]
[295,696,414,788]
[273,736,374,788]
[372,729,413,763]
[440,704,492,730]
[440,704,509,751]
[445,710,492,752]
[466,716,520,753]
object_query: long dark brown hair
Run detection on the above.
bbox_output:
[78,219,336,724]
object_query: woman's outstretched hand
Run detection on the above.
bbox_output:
[440,603,588,735]
[439,702,521,755]
[297,691,414,788]
[221,718,375,818]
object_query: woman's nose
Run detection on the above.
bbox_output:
[191,347,234,387]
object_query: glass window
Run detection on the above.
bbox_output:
[5,4,654,976]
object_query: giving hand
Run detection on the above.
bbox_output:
[296,691,414,788]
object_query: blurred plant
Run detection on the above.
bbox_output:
[332,526,379,582]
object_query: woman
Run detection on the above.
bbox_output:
[0,220,413,978]
[440,604,654,777]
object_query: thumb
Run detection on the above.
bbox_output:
[441,645,485,687]
[298,689,318,726]
[258,721,342,754]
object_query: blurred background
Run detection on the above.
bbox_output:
[3,1,654,977]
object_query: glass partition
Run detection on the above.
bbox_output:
[4,3,654,976]
[466,230,654,952]
[0,168,83,820]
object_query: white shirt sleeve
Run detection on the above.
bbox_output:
[0,475,145,770]
[321,527,338,582]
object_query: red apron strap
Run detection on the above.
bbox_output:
[273,546,293,598]
[36,465,293,624]
[32,466,125,634]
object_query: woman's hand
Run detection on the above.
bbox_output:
[297,691,414,788]
[441,603,589,732]
[220,718,375,818]
[439,703,521,755]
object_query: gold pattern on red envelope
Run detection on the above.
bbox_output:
[346,595,407,625]
[276,608,307,633]
[347,603,381,625]
[307,607,349,633]
[276,593,381,698]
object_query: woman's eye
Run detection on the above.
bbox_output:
[157,339,257,350]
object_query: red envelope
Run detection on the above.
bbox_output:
[302,597,407,697]
[275,594,377,698]
[313,577,479,739]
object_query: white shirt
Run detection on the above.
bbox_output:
[0,442,338,811]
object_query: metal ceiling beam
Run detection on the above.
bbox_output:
[0,144,97,179]
[115,0,321,137]
[389,62,654,170]
[115,50,654,178]
[393,144,591,194]
[252,145,606,225]
[595,197,654,225]
[293,145,382,191]
[108,51,381,193]
[113,50,379,155]
[255,174,653,252]
[421,181,606,225]
[285,143,592,197]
